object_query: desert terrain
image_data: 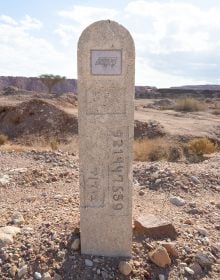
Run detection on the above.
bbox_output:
[0,85,219,280]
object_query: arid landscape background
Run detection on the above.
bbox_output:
[0,77,219,280]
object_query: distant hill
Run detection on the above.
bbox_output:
[0,76,220,98]
[0,76,77,94]
[0,76,156,97]
[171,85,220,91]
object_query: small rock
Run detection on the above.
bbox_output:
[198,228,208,236]
[53,273,62,280]
[9,265,17,277]
[0,226,21,246]
[189,202,197,208]
[85,259,93,267]
[139,190,145,196]
[195,252,214,268]
[189,262,203,275]
[170,196,186,206]
[0,174,10,186]
[101,270,109,279]
[11,212,25,225]
[185,267,194,275]
[134,214,177,239]
[118,261,132,276]
[191,176,200,184]
[71,238,80,251]
[34,272,42,279]
[211,244,220,258]
[149,246,171,268]
[43,272,52,280]
[17,265,28,278]
[184,219,193,225]
[158,274,165,280]
[161,242,178,257]
[187,208,201,214]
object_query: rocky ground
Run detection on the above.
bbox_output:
[0,148,219,280]
[0,89,219,279]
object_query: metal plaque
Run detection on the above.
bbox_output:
[91,50,122,75]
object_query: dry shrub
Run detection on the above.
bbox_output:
[168,145,184,162]
[134,138,184,162]
[188,138,216,156]
[0,134,8,145]
[50,138,60,150]
[174,98,206,112]
[133,138,168,161]
[0,144,25,152]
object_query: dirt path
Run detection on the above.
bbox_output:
[135,107,220,139]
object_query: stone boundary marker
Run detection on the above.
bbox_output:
[78,20,135,257]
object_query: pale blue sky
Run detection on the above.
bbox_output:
[0,0,220,87]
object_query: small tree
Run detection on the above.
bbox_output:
[39,74,66,94]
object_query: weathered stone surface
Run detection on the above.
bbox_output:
[78,20,135,257]
[134,214,178,239]
[0,226,21,246]
[148,246,171,268]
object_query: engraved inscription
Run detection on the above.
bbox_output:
[95,57,117,68]
[108,128,128,215]
[84,165,104,207]
[91,50,122,75]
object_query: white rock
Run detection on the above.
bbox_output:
[0,232,13,245]
[170,196,186,206]
[34,272,42,279]
[0,226,21,246]
[17,265,28,278]
[158,274,165,280]
[0,175,10,186]
[71,238,80,251]
[185,267,194,275]
[85,259,93,267]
